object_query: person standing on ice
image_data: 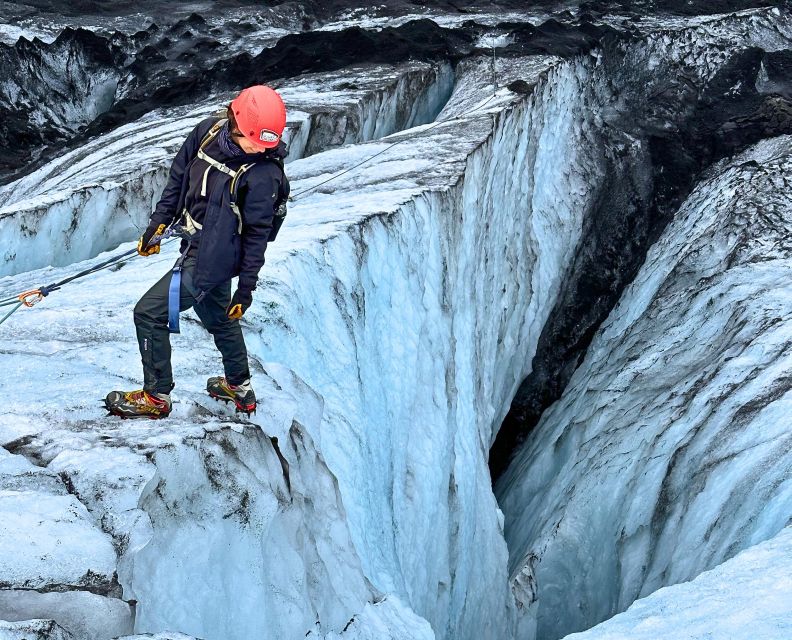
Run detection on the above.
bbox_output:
[105,85,289,419]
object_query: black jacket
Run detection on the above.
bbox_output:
[150,116,289,294]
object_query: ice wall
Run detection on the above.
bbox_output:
[0,48,607,639]
[0,28,123,140]
[563,526,792,640]
[281,62,454,161]
[491,5,792,478]
[496,133,792,639]
[0,62,452,278]
[3,7,790,640]
[240,51,612,640]
[0,361,431,640]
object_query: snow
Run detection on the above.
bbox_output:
[496,134,792,639]
[0,591,132,640]
[116,635,197,640]
[0,490,117,590]
[114,597,434,640]
[317,597,435,640]
[0,448,131,639]
[0,619,74,640]
[562,526,792,640]
[316,10,547,32]
[0,364,403,639]
[0,4,300,48]
[0,23,56,45]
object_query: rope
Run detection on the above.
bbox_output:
[289,92,501,201]
[0,233,177,328]
[0,303,22,327]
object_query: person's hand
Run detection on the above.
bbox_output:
[137,222,167,257]
[227,289,253,319]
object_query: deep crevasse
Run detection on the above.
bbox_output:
[564,525,792,640]
[4,7,790,640]
[247,54,607,640]
[0,50,605,639]
[496,129,792,640]
[491,10,792,639]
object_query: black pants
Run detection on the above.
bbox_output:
[133,257,250,394]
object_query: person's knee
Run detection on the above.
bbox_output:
[205,317,238,337]
[197,305,232,333]
[134,297,164,328]
[133,300,147,326]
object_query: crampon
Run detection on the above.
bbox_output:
[206,376,256,415]
[105,389,172,419]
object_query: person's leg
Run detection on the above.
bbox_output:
[192,279,251,384]
[133,264,197,394]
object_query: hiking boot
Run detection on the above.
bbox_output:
[105,389,172,419]
[206,376,256,415]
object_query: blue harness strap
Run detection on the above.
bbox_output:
[168,253,187,334]
[168,266,182,334]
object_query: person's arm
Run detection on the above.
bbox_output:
[268,171,291,242]
[226,165,280,318]
[138,117,219,256]
[150,116,219,228]
[237,166,280,293]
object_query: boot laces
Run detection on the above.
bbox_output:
[124,389,168,408]
[221,378,252,393]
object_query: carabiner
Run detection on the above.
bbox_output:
[18,289,43,308]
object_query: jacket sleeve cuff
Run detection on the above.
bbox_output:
[237,279,257,293]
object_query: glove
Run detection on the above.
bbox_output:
[137,222,166,257]
[227,289,253,320]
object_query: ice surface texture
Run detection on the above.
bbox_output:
[1,4,791,640]
[0,48,576,639]
[563,526,792,640]
[0,62,452,277]
[497,133,792,639]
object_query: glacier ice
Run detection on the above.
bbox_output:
[0,590,132,640]
[0,619,75,640]
[0,490,117,591]
[491,3,792,477]
[0,61,452,277]
[0,44,603,638]
[1,4,791,640]
[496,133,792,639]
[563,526,792,640]
[116,635,198,640]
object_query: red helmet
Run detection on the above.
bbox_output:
[230,85,286,150]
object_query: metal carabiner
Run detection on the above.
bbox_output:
[18,289,43,308]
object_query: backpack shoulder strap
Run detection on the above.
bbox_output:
[229,163,255,199]
[199,118,227,150]
[229,157,285,202]
[228,163,255,234]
